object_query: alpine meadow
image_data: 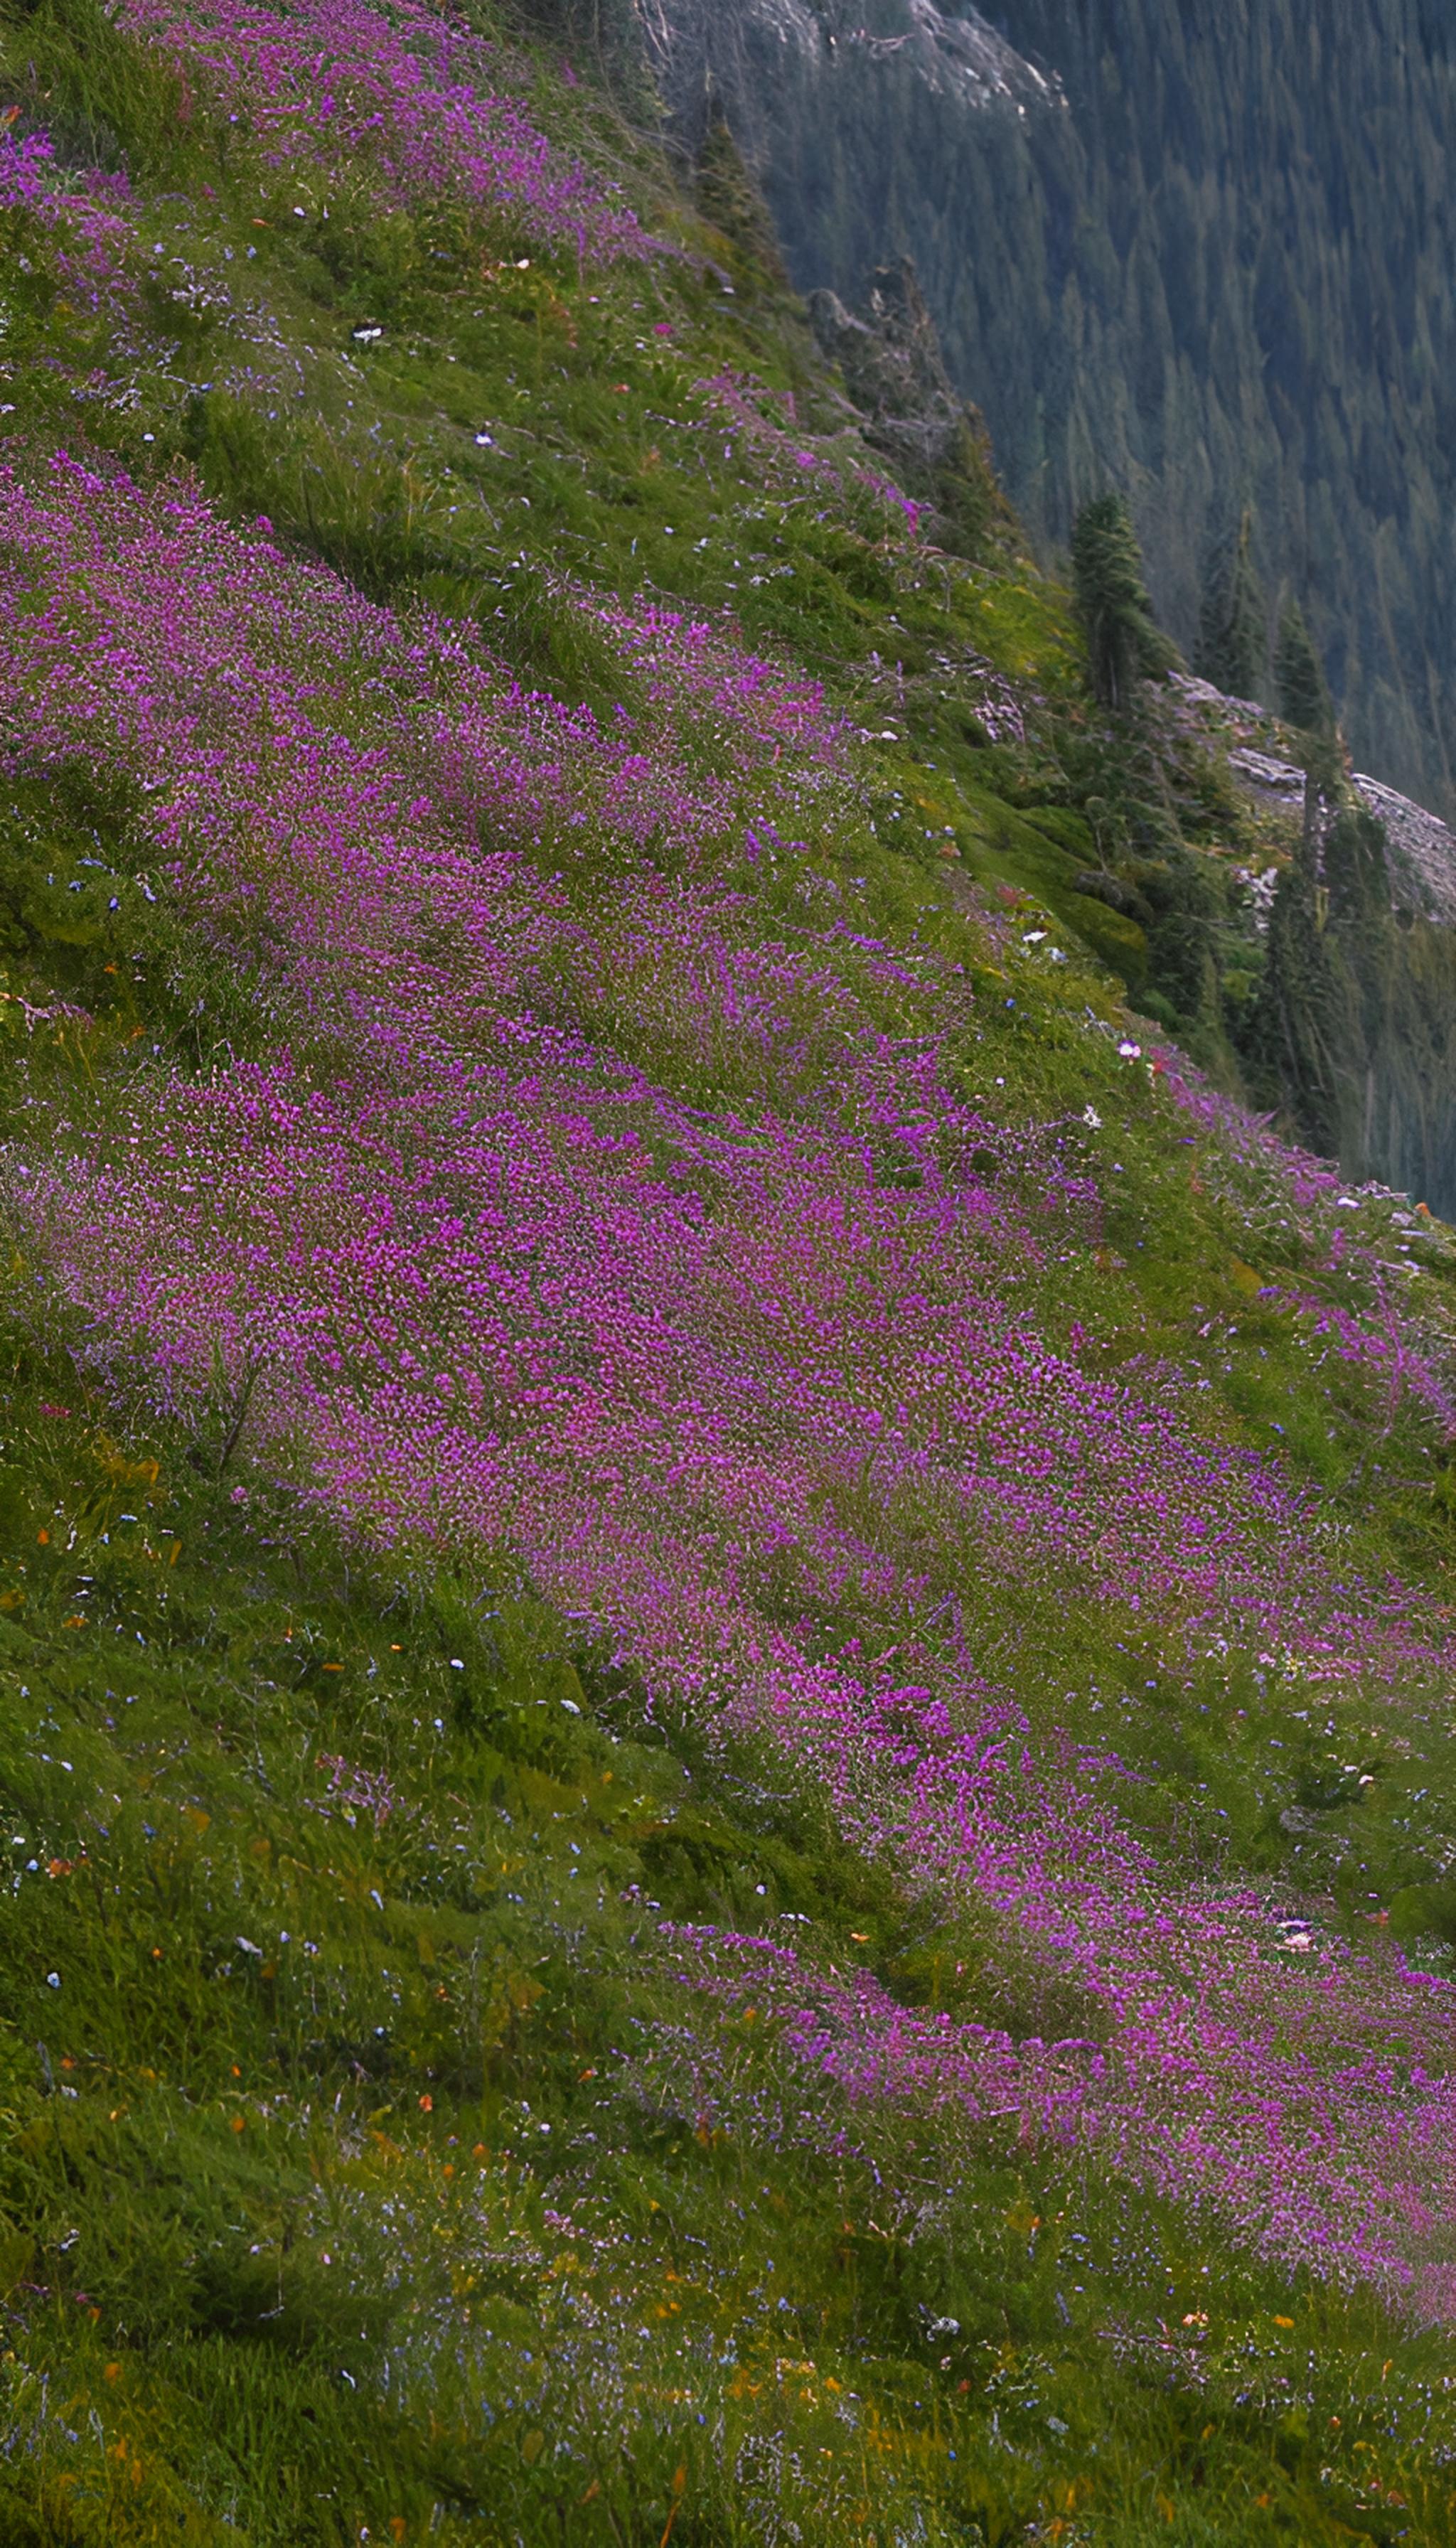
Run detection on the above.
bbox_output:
[3,2,1456,2544]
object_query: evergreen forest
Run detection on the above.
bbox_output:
[675,0,1456,826]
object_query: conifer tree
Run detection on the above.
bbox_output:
[1070,494,1175,712]
[1275,595,1334,736]
[696,108,791,291]
[1195,508,1267,700]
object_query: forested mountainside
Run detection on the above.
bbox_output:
[641,0,1456,828]
[9,0,1456,2541]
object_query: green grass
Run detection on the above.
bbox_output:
[4,1338,1456,2547]
[4,3,1456,2538]
[6,762,1456,2540]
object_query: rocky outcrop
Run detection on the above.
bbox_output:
[803,256,1019,557]
[636,0,1059,151]
[1160,668,1456,1212]
[807,258,969,477]
[1349,776,1456,931]
[1170,670,1456,936]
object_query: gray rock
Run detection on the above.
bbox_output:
[1226,746,1305,805]
[1351,773,1456,928]
[807,258,965,475]
[1165,670,1456,931]
[636,0,1059,159]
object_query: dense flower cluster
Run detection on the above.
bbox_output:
[117,0,653,258]
[5,450,1455,2311]
[0,127,137,309]
[659,1923,1456,2315]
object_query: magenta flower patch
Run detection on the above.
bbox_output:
[6,451,1456,2318]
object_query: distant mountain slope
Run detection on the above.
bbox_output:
[648,0,1456,825]
[639,0,1057,122]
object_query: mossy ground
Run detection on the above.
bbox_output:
[3,4,1456,2541]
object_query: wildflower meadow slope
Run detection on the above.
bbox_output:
[4,4,1456,2542]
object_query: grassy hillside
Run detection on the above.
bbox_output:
[3,4,1456,2542]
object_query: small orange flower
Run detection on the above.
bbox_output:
[418,2094,433,2112]
[230,2115,245,2134]
[104,2362,120,2382]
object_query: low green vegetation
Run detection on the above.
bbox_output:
[6,1280,1456,2547]
[4,3,1456,2542]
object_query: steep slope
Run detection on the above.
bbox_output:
[4,4,1456,2543]
[650,0,1456,829]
